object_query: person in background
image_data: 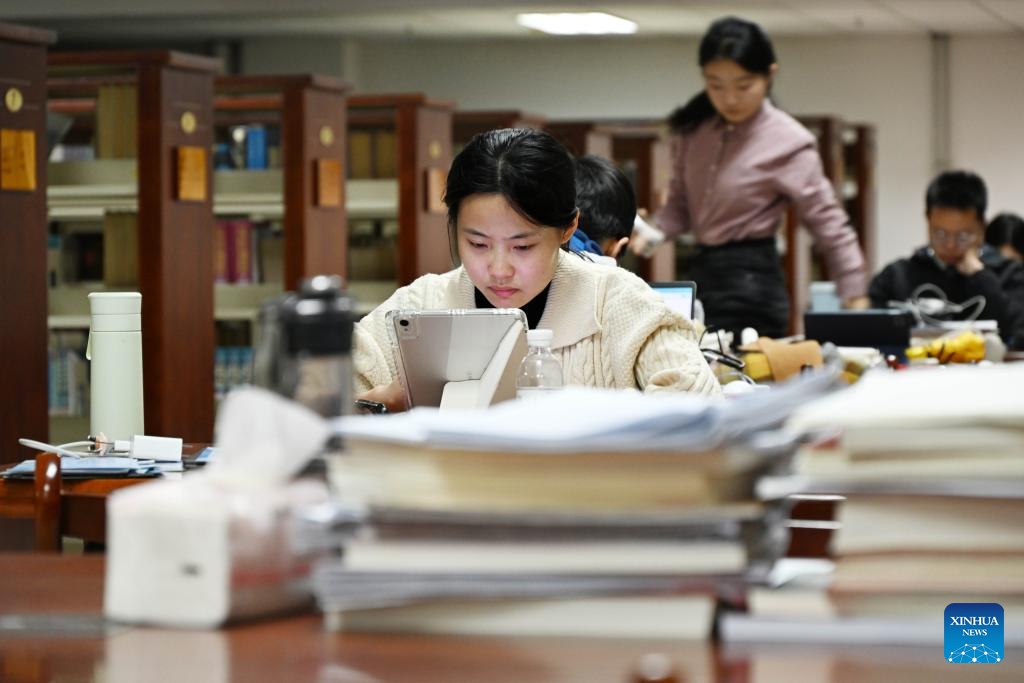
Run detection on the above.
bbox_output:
[567,154,636,264]
[869,170,1024,349]
[985,212,1024,263]
[353,129,721,412]
[634,15,869,340]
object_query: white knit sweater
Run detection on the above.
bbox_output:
[354,251,721,397]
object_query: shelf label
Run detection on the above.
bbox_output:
[0,128,36,192]
[315,158,342,207]
[4,87,23,113]
[176,145,208,202]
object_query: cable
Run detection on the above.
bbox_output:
[17,438,96,459]
[888,283,986,327]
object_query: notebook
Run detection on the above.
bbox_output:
[651,281,697,321]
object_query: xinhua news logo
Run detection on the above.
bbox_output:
[945,603,1004,663]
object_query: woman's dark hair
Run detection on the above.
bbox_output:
[667,16,777,134]
[574,154,636,243]
[926,170,987,222]
[444,128,578,258]
[985,212,1024,258]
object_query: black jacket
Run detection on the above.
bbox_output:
[869,245,1024,349]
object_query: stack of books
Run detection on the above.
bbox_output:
[723,363,1024,645]
[312,377,838,639]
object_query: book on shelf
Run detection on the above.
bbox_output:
[96,84,137,159]
[214,219,254,285]
[47,233,62,288]
[48,330,89,418]
[102,212,138,287]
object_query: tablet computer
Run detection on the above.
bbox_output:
[650,281,697,320]
[387,309,529,409]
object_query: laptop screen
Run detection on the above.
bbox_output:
[651,281,697,321]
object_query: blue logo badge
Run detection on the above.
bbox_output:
[945,603,1003,663]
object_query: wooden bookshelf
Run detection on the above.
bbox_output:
[544,120,615,158]
[347,93,455,287]
[452,109,546,150]
[47,50,222,444]
[609,123,676,282]
[0,22,56,464]
[215,74,350,293]
[784,116,877,334]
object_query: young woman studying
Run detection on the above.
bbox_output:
[354,128,721,412]
[639,16,870,340]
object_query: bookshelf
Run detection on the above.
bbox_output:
[210,75,350,394]
[452,109,546,151]
[347,94,455,293]
[0,22,56,464]
[214,74,350,292]
[546,118,678,283]
[46,50,222,444]
[608,123,676,283]
[783,116,877,335]
[544,120,615,158]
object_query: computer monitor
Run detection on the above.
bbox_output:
[803,309,915,357]
[651,281,697,321]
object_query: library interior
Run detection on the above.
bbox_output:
[2,1,1024,681]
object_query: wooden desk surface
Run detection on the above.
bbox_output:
[2,555,1021,683]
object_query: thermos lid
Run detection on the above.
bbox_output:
[280,275,353,355]
[88,291,142,315]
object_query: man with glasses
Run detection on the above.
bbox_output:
[869,170,1024,349]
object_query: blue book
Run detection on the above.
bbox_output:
[246,125,267,169]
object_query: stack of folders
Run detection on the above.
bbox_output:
[1,456,164,480]
[313,375,840,639]
[722,363,1024,646]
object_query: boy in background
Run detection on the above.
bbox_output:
[569,154,636,264]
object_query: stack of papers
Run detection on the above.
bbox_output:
[1,456,163,480]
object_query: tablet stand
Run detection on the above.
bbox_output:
[439,320,527,410]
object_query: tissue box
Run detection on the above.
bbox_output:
[104,476,329,628]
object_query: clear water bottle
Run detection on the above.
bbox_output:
[516,329,563,400]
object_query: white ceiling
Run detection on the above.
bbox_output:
[9,1,1024,42]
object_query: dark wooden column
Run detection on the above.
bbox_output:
[282,76,349,290]
[48,50,222,443]
[0,23,56,464]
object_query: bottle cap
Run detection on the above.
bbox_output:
[526,328,554,347]
[88,291,141,315]
[280,274,355,355]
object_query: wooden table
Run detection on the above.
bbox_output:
[1,554,1021,683]
[0,448,203,552]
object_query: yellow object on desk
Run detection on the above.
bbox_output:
[905,331,986,364]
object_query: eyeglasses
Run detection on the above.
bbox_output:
[931,229,977,248]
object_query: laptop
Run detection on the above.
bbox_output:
[651,281,697,321]
[803,309,915,357]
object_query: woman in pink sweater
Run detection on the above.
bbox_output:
[646,16,869,340]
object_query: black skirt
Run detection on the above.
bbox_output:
[692,237,789,340]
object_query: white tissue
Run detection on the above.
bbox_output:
[207,386,332,489]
